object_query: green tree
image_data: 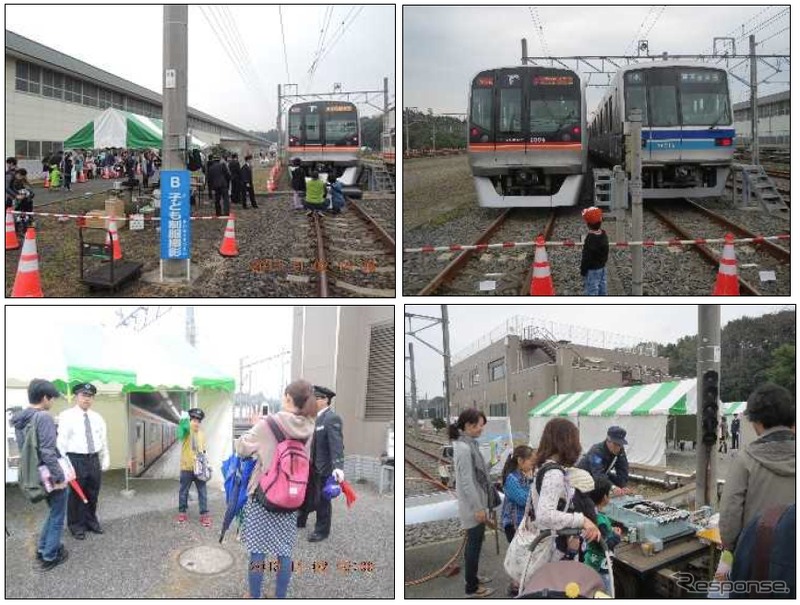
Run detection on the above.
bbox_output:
[431,417,447,434]
[359,114,382,150]
[765,344,795,393]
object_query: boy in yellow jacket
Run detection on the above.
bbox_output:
[177,408,211,527]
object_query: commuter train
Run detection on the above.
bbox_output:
[129,404,177,477]
[468,66,586,207]
[287,101,361,188]
[588,62,734,198]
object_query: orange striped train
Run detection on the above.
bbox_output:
[468,66,586,207]
[286,101,361,190]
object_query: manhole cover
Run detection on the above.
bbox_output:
[178,546,234,575]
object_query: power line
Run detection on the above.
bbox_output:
[623,6,657,56]
[758,25,790,46]
[527,6,550,57]
[219,6,266,94]
[199,6,261,98]
[209,6,267,99]
[734,7,789,42]
[316,6,362,64]
[639,6,666,42]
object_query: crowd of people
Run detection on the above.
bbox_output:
[13,378,347,600]
[36,149,162,190]
[449,382,795,598]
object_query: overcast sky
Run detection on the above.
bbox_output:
[405,305,793,400]
[6,4,395,132]
[7,306,296,400]
[403,5,790,116]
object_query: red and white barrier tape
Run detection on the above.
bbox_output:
[8,210,232,222]
[404,234,790,254]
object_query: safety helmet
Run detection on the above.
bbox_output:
[582,206,603,224]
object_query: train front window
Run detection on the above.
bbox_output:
[288,114,302,140]
[470,87,493,132]
[679,70,731,126]
[625,72,649,125]
[326,114,358,145]
[529,98,579,133]
[499,88,522,133]
[305,114,320,143]
[645,69,679,127]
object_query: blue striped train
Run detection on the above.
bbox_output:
[588,61,735,198]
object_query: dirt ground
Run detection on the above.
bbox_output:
[402,154,477,230]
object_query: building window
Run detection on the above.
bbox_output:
[15,60,41,94]
[364,322,393,421]
[82,82,98,107]
[489,403,507,417]
[488,358,506,382]
[469,368,481,386]
[14,140,42,160]
[42,70,64,99]
[98,88,112,109]
[64,76,82,103]
[42,141,63,159]
[112,92,124,109]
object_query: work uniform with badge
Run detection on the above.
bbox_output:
[177,408,212,527]
[57,383,109,540]
[576,426,630,489]
[297,385,345,542]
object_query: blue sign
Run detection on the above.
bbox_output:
[160,170,191,260]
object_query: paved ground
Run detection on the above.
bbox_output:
[5,470,394,598]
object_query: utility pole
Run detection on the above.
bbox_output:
[185,306,196,346]
[408,342,418,420]
[383,76,389,113]
[162,5,190,280]
[627,109,643,295]
[441,305,452,422]
[749,35,759,165]
[276,84,282,159]
[696,305,721,508]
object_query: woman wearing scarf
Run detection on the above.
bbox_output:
[450,408,496,598]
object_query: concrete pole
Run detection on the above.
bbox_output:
[749,35,759,165]
[405,110,411,155]
[277,84,282,159]
[628,110,643,295]
[521,38,528,65]
[408,342,418,421]
[383,76,389,113]
[441,305,452,422]
[162,5,188,279]
[613,165,626,243]
[696,305,721,508]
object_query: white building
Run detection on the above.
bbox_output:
[6,30,267,174]
[732,90,790,147]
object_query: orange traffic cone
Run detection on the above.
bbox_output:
[44,174,50,189]
[11,228,43,297]
[712,233,739,295]
[219,214,239,257]
[5,209,20,250]
[267,177,276,192]
[104,220,123,261]
[78,170,86,183]
[529,235,555,296]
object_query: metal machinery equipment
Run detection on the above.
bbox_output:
[605,495,712,552]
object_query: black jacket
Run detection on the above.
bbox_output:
[576,440,629,488]
[580,230,609,276]
[228,159,242,183]
[12,407,65,483]
[206,160,231,190]
[241,163,253,185]
[311,407,345,476]
[290,166,307,192]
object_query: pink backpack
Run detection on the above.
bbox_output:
[255,417,310,512]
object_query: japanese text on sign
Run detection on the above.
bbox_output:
[160,170,191,260]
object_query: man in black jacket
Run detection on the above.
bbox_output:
[228,153,243,207]
[297,385,345,542]
[576,426,630,490]
[206,156,231,217]
[241,155,258,209]
[11,379,70,570]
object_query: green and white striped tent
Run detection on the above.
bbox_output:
[63,107,207,150]
[528,379,708,466]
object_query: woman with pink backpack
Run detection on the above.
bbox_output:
[235,379,317,598]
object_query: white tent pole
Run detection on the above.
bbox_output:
[121,394,135,498]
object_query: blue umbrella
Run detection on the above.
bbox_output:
[219,452,256,544]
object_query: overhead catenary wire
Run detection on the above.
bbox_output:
[208,5,268,100]
[622,5,657,56]
[279,6,291,85]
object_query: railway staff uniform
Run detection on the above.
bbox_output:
[241,155,259,209]
[297,385,345,542]
[57,383,109,540]
[177,408,211,527]
[576,426,629,489]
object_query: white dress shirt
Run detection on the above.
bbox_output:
[57,406,110,471]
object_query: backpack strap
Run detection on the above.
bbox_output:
[535,461,565,495]
[266,416,286,444]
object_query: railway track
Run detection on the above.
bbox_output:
[405,442,449,496]
[287,199,395,297]
[417,208,556,295]
[648,199,790,296]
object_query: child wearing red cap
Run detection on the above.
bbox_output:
[580,207,609,295]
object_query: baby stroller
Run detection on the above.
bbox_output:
[517,529,615,598]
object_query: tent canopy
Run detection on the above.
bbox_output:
[6,323,234,394]
[530,379,698,418]
[63,107,208,150]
